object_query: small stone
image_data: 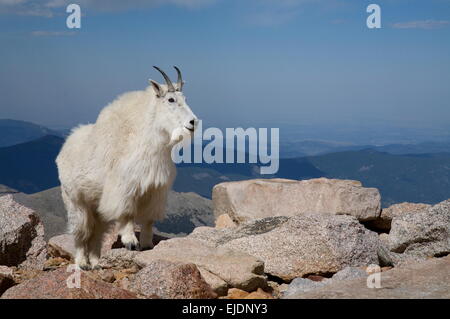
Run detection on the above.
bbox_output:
[331,267,367,281]
[226,288,249,299]
[99,248,140,270]
[128,260,216,299]
[0,266,13,278]
[198,268,228,296]
[282,278,329,298]
[215,214,237,229]
[98,269,115,283]
[113,271,128,282]
[43,257,70,270]
[245,288,273,299]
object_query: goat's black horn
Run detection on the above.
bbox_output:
[173,66,183,91]
[153,66,175,92]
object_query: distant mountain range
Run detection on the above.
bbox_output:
[280,139,450,158]
[306,149,450,207]
[0,119,63,147]
[0,135,63,193]
[1,119,450,208]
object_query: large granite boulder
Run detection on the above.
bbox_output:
[282,266,368,298]
[134,237,266,295]
[1,267,139,299]
[0,195,47,270]
[285,255,450,299]
[386,199,450,260]
[128,260,216,299]
[368,202,431,232]
[190,214,380,281]
[213,178,381,223]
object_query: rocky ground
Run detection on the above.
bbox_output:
[1,177,449,299]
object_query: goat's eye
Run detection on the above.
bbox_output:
[168,98,176,103]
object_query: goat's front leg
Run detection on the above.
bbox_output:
[139,221,154,251]
[118,217,139,251]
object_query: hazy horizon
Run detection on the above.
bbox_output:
[1,0,450,140]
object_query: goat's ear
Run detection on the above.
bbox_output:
[176,81,186,92]
[149,79,164,98]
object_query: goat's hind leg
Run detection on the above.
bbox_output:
[72,215,93,270]
[118,217,139,251]
[139,220,154,251]
[87,218,108,270]
[68,203,96,270]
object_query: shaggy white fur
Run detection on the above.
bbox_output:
[56,67,198,269]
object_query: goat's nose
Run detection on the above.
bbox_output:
[189,119,196,126]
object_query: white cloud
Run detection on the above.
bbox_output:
[0,0,216,17]
[0,0,26,5]
[392,20,450,30]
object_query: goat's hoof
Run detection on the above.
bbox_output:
[78,263,92,271]
[125,243,140,251]
[92,264,102,270]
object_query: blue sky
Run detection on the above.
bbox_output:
[0,0,449,140]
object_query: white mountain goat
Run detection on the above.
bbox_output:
[56,66,198,270]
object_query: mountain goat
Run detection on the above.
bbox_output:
[56,66,198,270]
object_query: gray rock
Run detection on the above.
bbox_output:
[387,199,450,260]
[134,237,266,294]
[285,255,450,299]
[331,267,367,281]
[190,214,380,281]
[0,195,47,270]
[367,202,431,232]
[99,248,140,269]
[283,278,329,297]
[282,267,368,298]
[213,178,381,223]
[197,268,228,296]
[377,239,394,267]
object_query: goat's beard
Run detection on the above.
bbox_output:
[169,127,190,146]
